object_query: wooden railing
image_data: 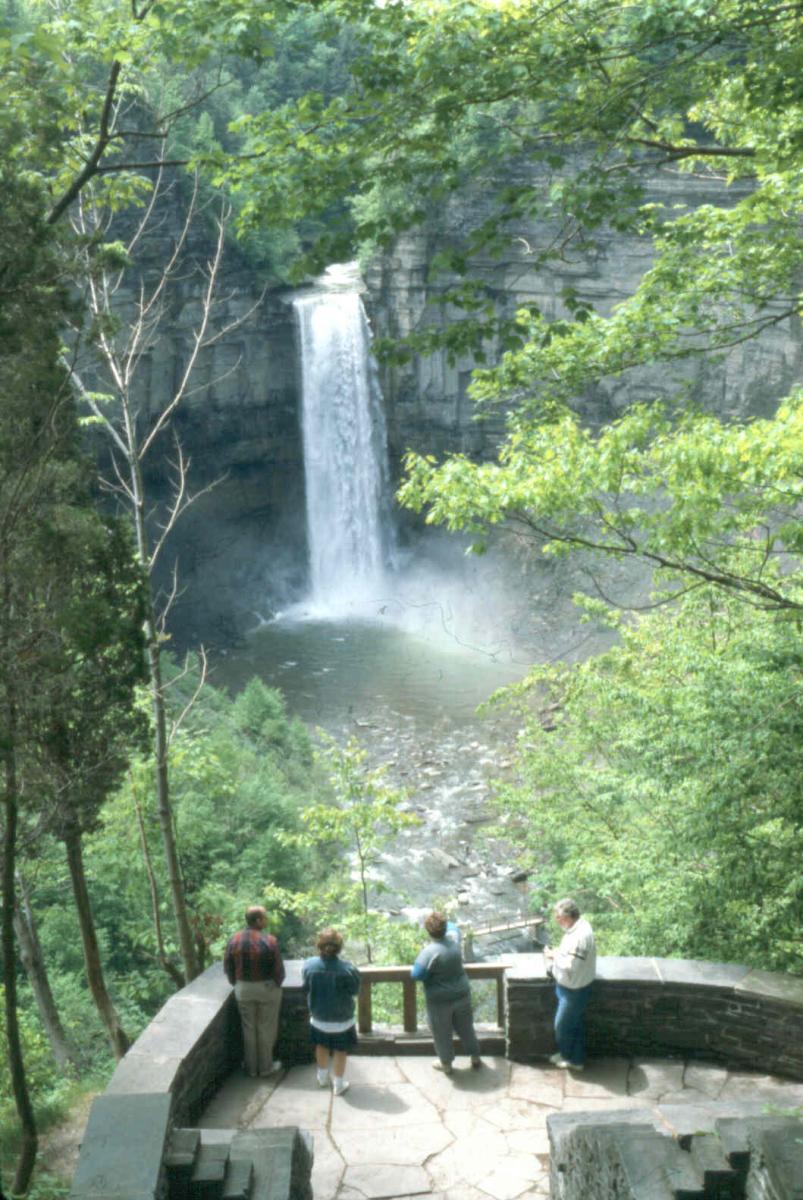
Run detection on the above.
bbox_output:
[357,963,507,1035]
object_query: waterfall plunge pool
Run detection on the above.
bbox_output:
[213,613,526,730]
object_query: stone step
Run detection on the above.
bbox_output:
[618,1130,705,1200]
[355,1030,505,1056]
[230,1128,313,1200]
[222,1157,254,1200]
[190,1142,231,1200]
[166,1128,203,1200]
[166,1128,203,1169]
[687,1134,743,1200]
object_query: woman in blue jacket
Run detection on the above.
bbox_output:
[302,928,361,1096]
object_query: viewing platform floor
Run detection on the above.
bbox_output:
[198,1054,803,1200]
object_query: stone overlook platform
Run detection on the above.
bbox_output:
[198,1052,803,1200]
[70,956,803,1200]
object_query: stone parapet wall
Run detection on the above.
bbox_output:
[506,955,803,1080]
[105,963,241,1126]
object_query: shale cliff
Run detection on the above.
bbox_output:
[116,171,802,643]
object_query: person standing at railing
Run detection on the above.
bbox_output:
[224,905,285,1078]
[302,928,361,1096]
[544,897,596,1071]
[411,911,483,1076]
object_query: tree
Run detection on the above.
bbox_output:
[41,523,147,1060]
[12,872,80,1073]
[400,394,803,613]
[494,588,803,973]
[220,1,802,605]
[0,169,144,1193]
[278,737,420,963]
[70,169,258,984]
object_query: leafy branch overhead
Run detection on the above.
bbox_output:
[400,395,803,612]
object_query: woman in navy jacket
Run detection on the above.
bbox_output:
[302,928,361,1096]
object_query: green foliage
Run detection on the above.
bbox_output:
[11,670,328,1096]
[0,988,71,1135]
[278,736,421,962]
[400,393,803,611]
[76,669,324,985]
[495,590,803,974]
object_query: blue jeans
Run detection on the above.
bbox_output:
[554,984,591,1066]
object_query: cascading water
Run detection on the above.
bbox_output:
[293,265,393,616]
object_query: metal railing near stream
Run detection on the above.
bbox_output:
[356,962,507,1035]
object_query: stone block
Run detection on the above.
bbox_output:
[222,1159,253,1200]
[595,958,661,985]
[748,1118,803,1200]
[617,1129,704,1199]
[654,961,752,991]
[738,971,803,1010]
[230,1128,313,1200]
[69,1093,172,1200]
[687,1133,742,1197]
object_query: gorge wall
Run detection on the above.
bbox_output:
[117,169,803,645]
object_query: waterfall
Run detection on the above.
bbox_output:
[293,269,393,616]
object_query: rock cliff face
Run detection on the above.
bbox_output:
[125,174,802,644]
[365,166,802,470]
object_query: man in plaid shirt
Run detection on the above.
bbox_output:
[224,905,286,1077]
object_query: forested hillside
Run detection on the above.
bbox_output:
[2,0,802,1194]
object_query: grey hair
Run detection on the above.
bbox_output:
[554,898,581,920]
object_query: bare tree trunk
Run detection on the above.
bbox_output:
[133,784,185,988]
[1,607,38,1194]
[14,872,80,1072]
[72,188,241,986]
[63,828,130,1060]
[128,448,198,983]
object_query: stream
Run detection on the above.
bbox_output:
[212,613,542,955]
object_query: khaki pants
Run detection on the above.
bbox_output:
[234,980,282,1076]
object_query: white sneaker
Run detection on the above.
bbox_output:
[333,1078,350,1096]
[316,1068,330,1087]
[548,1053,564,1065]
[259,1061,282,1077]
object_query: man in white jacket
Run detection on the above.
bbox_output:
[544,898,596,1070]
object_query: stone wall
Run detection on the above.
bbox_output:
[505,955,803,1080]
[104,963,241,1126]
[70,955,803,1200]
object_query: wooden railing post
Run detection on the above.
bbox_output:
[402,979,417,1033]
[354,962,507,1040]
[358,979,372,1034]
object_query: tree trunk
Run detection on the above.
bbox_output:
[14,872,80,1071]
[63,828,130,1059]
[1,653,38,1194]
[127,437,198,983]
[133,787,185,988]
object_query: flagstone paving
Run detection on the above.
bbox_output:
[199,1055,803,1200]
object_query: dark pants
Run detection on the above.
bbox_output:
[426,994,481,1065]
[555,983,591,1066]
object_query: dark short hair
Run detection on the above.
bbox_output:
[554,898,581,920]
[425,911,448,939]
[317,927,343,957]
[246,906,266,928]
